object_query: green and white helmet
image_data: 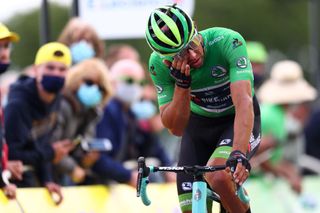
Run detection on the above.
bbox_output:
[145,5,195,56]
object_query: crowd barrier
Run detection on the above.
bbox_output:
[0,176,319,213]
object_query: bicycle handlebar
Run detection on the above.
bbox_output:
[136,156,250,206]
[136,157,151,205]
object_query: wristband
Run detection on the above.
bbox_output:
[169,67,191,89]
[226,150,251,173]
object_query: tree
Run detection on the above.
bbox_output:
[6,3,69,69]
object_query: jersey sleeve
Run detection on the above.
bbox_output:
[222,31,253,83]
[148,53,175,106]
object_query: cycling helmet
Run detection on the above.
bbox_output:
[145,4,195,56]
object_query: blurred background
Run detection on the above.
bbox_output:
[2,0,319,85]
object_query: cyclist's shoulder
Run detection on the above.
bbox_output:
[200,27,246,52]
[149,52,168,64]
[148,53,171,77]
[200,27,243,39]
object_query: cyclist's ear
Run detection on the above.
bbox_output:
[162,59,172,68]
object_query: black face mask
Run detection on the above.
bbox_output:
[41,75,65,94]
[0,63,10,74]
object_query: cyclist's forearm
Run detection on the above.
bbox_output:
[233,97,254,153]
[160,87,191,136]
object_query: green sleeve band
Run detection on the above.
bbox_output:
[211,146,232,159]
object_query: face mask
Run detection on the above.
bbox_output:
[131,100,157,120]
[41,75,65,93]
[77,83,102,107]
[70,40,95,64]
[0,63,10,74]
[115,82,142,104]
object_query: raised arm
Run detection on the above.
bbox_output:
[158,58,192,136]
[159,87,190,136]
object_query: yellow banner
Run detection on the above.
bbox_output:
[0,177,319,213]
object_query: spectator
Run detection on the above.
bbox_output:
[252,60,317,194]
[105,44,140,68]
[5,42,74,204]
[49,58,112,185]
[58,17,105,64]
[246,41,268,89]
[0,22,23,199]
[96,59,174,184]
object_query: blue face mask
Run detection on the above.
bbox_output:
[0,63,10,74]
[41,75,65,93]
[70,40,95,64]
[77,83,102,107]
[131,100,157,120]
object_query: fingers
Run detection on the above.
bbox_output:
[233,163,249,186]
[3,184,17,199]
[11,169,23,181]
[167,58,190,75]
[185,64,190,76]
[60,140,75,151]
[50,191,63,205]
[54,191,63,205]
[162,59,172,68]
[8,162,23,181]
[46,183,63,205]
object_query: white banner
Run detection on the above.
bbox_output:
[78,0,195,40]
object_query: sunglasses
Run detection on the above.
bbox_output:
[83,79,105,94]
[121,77,147,86]
[174,31,201,59]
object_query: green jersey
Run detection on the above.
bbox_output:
[148,27,254,118]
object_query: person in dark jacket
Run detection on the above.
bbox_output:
[5,42,73,204]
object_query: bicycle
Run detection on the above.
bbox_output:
[136,156,250,213]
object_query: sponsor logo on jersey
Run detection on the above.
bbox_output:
[155,85,163,94]
[182,182,192,191]
[200,95,232,104]
[236,69,251,74]
[249,133,261,151]
[218,150,231,156]
[180,199,192,208]
[219,139,232,145]
[150,65,156,76]
[232,38,243,49]
[236,57,248,69]
[191,81,234,113]
[209,35,225,46]
[211,66,227,78]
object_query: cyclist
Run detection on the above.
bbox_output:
[145,5,260,213]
